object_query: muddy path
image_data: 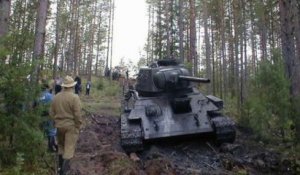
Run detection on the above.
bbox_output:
[67,112,297,175]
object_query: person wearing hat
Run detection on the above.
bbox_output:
[50,75,83,175]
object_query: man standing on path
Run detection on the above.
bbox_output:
[86,81,91,96]
[74,76,81,95]
[50,76,83,175]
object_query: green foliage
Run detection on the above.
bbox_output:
[96,78,104,90]
[184,61,193,73]
[224,96,239,120]
[241,50,293,141]
[104,81,120,97]
[0,40,49,174]
[94,77,120,95]
[10,153,24,175]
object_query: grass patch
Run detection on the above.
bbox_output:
[108,158,136,175]
[80,77,121,116]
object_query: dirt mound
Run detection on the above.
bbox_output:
[68,114,297,175]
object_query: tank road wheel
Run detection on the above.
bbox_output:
[211,116,236,145]
[120,113,144,153]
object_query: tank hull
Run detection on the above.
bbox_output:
[121,89,236,153]
[135,94,215,140]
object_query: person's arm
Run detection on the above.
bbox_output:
[73,96,83,129]
[49,100,55,120]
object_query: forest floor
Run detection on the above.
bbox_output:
[65,82,299,175]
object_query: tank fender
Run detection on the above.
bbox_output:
[206,95,223,110]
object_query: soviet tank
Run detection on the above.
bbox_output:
[121,59,236,153]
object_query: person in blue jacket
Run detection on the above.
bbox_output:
[39,83,58,152]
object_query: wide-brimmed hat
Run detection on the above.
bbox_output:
[61,76,77,87]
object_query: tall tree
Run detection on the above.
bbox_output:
[109,0,115,80]
[165,0,171,58]
[32,0,49,83]
[178,0,184,62]
[87,0,97,81]
[189,0,197,75]
[106,0,112,74]
[279,0,300,139]
[203,0,212,94]
[0,0,11,37]
[53,0,62,78]
[279,0,300,97]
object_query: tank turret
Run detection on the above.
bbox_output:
[135,59,210,96]
[121,59,236,153]
[153,68,210,90]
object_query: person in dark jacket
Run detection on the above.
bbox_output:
[55,76,63,94]
[74,76,81,95]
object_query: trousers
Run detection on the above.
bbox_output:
[57,126,79,159]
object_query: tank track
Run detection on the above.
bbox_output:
[211,116,236,145]
[120,113,144,153]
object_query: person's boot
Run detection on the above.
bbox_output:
[58,155,63,175]
[60,159,70,175]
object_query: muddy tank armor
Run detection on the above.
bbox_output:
[121,59,236,152]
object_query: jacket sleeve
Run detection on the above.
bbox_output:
[73,96,83,129]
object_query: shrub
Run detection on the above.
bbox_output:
[0,54,48,173]
[96,78,104,90]
[242,50,293,141]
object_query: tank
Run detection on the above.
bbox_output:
[121,59,236,153]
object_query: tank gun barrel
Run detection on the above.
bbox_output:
[179,76,210,83]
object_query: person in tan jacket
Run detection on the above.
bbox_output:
[50,75,83,175]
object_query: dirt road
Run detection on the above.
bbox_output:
[67,111,297,175]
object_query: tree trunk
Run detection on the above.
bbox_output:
[178,0,184,63]
[243,0,248,101]
[228,1,235,97]
[157,0,163,59]
[0,0,11,37]
[189,0,197,75]
[95,10,102,76]
[109,0,115,80]
[106,0,112,74]
[221,0,227,99]
[211,21,215,95]
[88,0,97,81]
[279,0,299,97]
[279,0,300,140]
[233,0,240,108]
[250,0,257,75]
[53,0,62,79]
[73,0,81,76]
[32,0,48,83]
[146,4,151,64]
[260,4,267,60]
[203,1,212,94]
[294,0,300,61]
[165,0,171,59]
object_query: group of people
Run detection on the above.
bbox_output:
[39,75,90,175]
[48,76,92,96]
